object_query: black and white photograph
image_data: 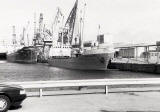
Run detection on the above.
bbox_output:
[0,0,160,111]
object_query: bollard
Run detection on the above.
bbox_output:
[39,88,43,97]
[105,86,108,95]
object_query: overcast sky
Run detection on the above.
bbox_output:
[1,0,160,44]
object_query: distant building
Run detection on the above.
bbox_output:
[115,44,145,58]
[119,48,135,58]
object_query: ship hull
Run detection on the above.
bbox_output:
[7,47,37,64]
[48,53,112,70]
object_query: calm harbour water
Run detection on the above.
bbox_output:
[0,61,160,82]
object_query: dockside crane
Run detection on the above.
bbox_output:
[33,13,44,46]
[20,21,30,46]
[12,25,17,45]
[52,7,64,35]
[33,13,37,46]
[51,7,64,43]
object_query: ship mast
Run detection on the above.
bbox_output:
[20,27,25,46]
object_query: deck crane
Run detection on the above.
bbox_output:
[64,0,78,45]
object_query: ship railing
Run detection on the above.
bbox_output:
[4,78,160,97]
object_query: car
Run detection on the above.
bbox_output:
[0,84,27,112]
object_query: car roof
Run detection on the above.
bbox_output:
[0,83,23,89]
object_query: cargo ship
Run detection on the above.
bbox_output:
[48,0,114,70]
[48,45,114,70]
[7,46,37,64]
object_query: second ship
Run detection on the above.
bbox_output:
[7,25,38,64]
[7,13,52,64]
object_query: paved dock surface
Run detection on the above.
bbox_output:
[9,91,160,112]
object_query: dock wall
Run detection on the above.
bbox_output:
[111,62,160,73]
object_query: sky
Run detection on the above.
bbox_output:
[1,0,160,45]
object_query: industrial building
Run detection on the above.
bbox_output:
[114,42,160,64]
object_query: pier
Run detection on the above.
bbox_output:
[6,78,160,112]
[112,42,160,73]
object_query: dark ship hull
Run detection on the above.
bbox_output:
[48,53,113,70]
[7,46,37,64]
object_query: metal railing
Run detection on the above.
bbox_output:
[5,78,160,97]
